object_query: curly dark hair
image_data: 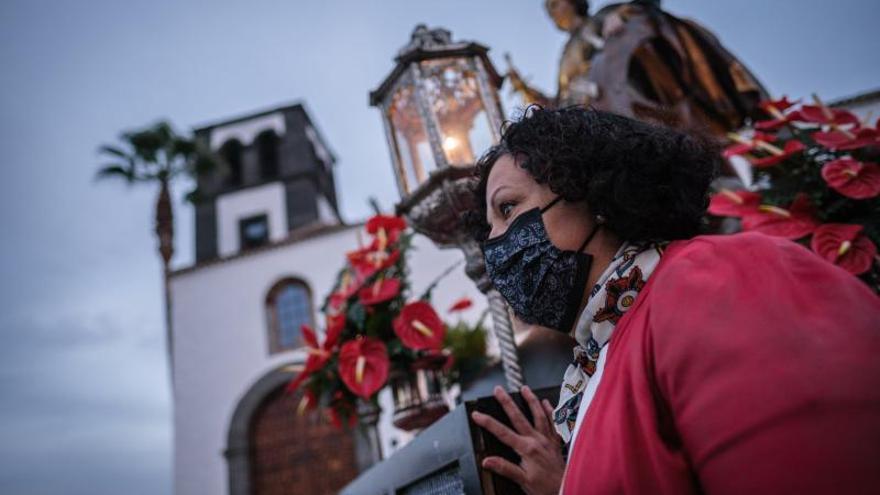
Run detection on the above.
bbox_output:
[467,106,721,243]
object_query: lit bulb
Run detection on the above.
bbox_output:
[443,136,459,151]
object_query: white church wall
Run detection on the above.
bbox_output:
[170,225,488,495]
[840,98,880,124]
[208,111,286,150]
[215,182,288,257]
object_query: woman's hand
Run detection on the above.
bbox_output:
[471,385,566,495]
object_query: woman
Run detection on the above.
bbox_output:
[466,106,880,494]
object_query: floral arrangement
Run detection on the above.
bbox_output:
[286,214,487,427]
[709,95,880,292]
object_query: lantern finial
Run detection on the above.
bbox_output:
[398,25,454,57]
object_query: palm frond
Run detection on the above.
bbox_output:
[96,119,214,192]
[97,144,131,160]
[189,152,218,176]
[171,137,196,156]
[94,163,136,183]
[183,188,203,204]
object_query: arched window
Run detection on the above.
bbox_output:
[220,139,244,186]
[255,130,280,179]
[265,278,314,353]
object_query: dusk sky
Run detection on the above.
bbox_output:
[1,0,877,493]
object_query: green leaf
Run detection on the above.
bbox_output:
[346,302,367,330]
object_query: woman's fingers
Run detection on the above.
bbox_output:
[481,456,527,486]
[521,385,551,437]
[493,385,534,436]
[542,399,557,426]
[471,410,527,453]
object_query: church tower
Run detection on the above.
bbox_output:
[171,100,484,495]
[192,103,342,261]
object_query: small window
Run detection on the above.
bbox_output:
[255,130,280,179]
[220,139,244,186]
[266,279,314,353]
[239,214,270,250]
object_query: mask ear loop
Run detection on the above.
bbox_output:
[540,195,564,213]
[542,196,601,253]
[578,222,602,253]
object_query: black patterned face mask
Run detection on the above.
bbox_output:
[482,196,599,333]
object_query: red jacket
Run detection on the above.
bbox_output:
[563,232,880,494]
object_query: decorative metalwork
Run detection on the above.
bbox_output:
[371,25,525,391]
[389,355,451,431]
[488,290,524,390]
[397,25,454,57]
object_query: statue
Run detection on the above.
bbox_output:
[507,0,769,135]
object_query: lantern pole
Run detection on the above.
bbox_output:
[459,240,524,391]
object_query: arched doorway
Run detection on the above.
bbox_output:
[226,369,361,495]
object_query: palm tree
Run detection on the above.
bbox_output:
[96,120,216,381]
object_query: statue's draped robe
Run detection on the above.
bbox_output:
[557,3,767,134]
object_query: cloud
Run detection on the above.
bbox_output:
[0,312,171,495]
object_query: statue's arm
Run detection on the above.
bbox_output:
[504,54,553,107]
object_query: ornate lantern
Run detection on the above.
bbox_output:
[371,25,524,391]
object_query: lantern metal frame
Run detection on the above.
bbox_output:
[370,25,524,391]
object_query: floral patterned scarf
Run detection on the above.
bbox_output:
[553,241,666,443]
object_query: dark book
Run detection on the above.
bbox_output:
[341,386,559,495]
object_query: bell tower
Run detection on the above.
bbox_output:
[192,103,341,261]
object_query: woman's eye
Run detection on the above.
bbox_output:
[499,202,515,218]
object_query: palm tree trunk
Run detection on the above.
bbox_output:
[156,180,175,385]
[156,179,174,265]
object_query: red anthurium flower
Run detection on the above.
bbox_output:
[447,296,473,313]
[393,301,446,350]
[794,105,859,127]
[723,131,779,158]
[812,127,879,151]
[358,277,401,305]
[333,269,365,305]
[821,158,880,200]
[325,314,345,349]
[740,194,819,239]
[301,323,321,349]
[366,214,406,235]
[338,338,389,399]
[811,223,877,275]
[707,189,761,217]
[365,215,407,250]
[347,247,400,280]
[755,118,789,131]
[759,96,797,114]
[755,97,799,130]
[749,140,806,167]
[285,324,335,394]
[328,291,348,316]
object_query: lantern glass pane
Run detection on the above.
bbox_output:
[388,82,435,192]
[420,57,494,166]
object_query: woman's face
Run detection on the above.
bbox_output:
[485,153,592,254]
